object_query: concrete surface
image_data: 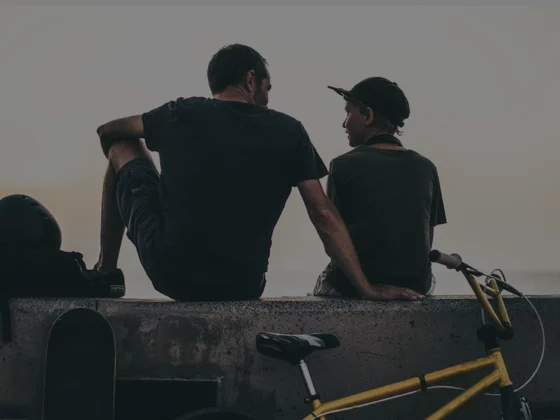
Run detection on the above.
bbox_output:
[0,296,558,419]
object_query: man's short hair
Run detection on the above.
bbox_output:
[207,44,268,95]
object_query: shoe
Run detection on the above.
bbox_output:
[83,267,126,298]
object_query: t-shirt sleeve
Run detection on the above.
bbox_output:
[430,166,447,227]
[291,122,329,186]
[141,98,182,152]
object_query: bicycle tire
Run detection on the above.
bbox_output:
[527,400,560,419]
[172,407,260,420]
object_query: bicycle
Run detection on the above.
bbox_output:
[250,250,560,419]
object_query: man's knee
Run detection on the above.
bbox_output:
[108,138,152,174]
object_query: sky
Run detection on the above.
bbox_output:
[0,6,558,298]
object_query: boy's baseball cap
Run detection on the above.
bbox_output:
[328,77,410,127]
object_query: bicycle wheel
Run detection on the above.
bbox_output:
[173,407,260,420]
[526,400,560,419]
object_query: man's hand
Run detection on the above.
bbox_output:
[360,284,424,301]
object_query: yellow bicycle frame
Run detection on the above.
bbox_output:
[303,273,513,420]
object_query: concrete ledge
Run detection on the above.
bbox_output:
[1,296,558,419]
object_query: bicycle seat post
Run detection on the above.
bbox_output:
[298,359,321,404]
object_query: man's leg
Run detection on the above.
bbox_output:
[95,162,124,272]
[94,138,161,282]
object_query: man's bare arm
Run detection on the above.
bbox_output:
[298,179,422,301]
[97,115,144,157]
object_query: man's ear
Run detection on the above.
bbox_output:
[364,108,375,126]
[244,70,256,92]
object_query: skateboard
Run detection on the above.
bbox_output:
[41,307,116,420]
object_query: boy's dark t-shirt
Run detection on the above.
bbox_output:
[140,97,328,297]
[325,136,447,296]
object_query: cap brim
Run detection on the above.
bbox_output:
[327,85,354,100]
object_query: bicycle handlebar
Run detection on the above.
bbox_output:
[430,249,513,336]
[428,250,464,270]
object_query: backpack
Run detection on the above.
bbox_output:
[0,247,124,342]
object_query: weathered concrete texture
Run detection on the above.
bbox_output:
[0,298,98,419]
[0,296,558,419]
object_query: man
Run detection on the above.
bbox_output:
[93,44,422,302]
[314,77,447,298]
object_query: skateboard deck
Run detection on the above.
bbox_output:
[42,307,116,420]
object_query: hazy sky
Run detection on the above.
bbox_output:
[0,6,558,298]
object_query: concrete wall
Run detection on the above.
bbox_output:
[0,296,558,419]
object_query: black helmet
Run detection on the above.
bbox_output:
[0,194,62,250]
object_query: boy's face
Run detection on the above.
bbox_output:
[342,100,369,147]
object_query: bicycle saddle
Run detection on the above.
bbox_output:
[256,332,340,365]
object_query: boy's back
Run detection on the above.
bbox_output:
[322,144,446,295]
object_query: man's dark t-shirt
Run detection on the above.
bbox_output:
[323,135,447,296]
[141,97,328,299]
